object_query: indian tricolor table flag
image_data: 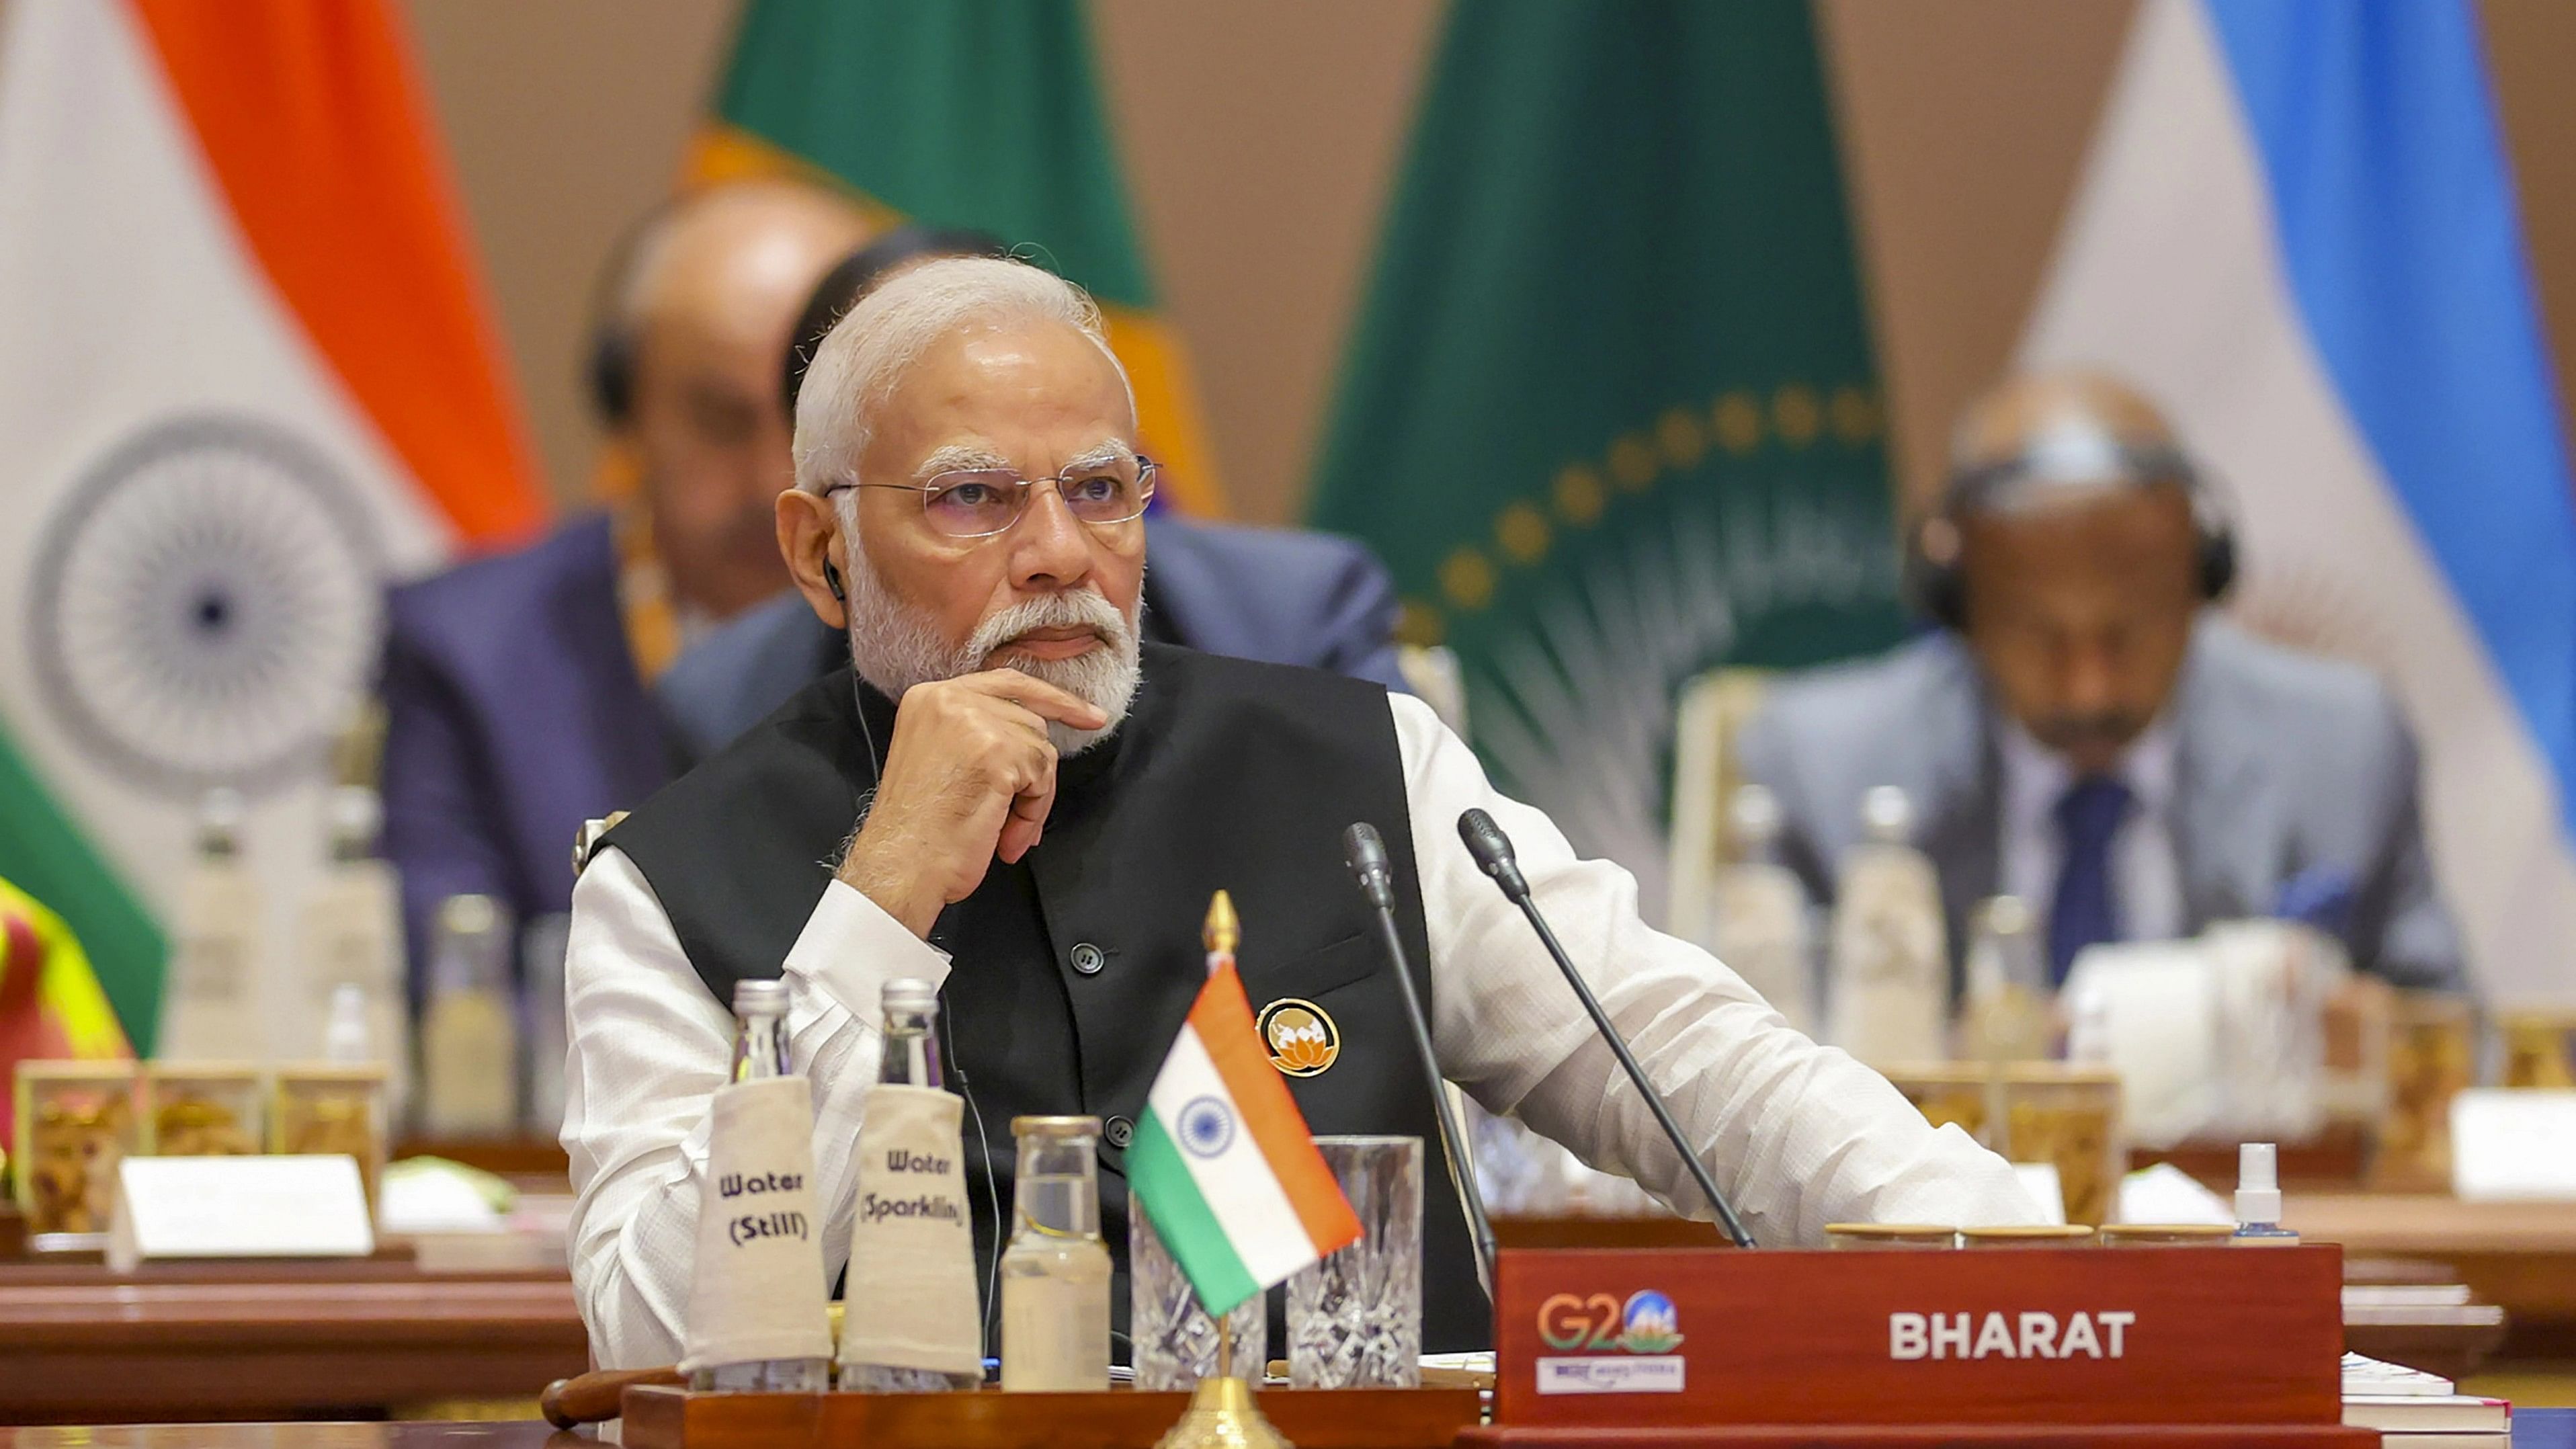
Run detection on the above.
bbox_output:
[1126,893,1361,1318]
[0,0,546,1052]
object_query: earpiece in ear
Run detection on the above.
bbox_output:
[824,561,847,602]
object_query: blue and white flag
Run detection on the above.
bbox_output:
[2021,0,2576,1005]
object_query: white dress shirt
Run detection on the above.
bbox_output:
[1997,717,2183,946]
[563,694,2042,1368]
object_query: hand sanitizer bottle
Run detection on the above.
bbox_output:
[2232,1142,2299,1245]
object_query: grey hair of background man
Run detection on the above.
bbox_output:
[790,254,1137,503]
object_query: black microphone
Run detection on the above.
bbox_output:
[1342,823,1496,1298]
[1455,808,1757,1248]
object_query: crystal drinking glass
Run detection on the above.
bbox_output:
[1128,1197,1267,1390]
[1288,1135,1421,1388]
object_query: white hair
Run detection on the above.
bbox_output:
[792,254,1134,495]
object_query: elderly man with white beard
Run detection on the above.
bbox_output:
[559,256,2040,1370]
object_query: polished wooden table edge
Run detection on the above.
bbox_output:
[0,1423,587,1448]
[0,1276,581,1348]
[1460,1428,2378,1446]
[2283,1192,2576,1253]
[619,1383,1487,1449]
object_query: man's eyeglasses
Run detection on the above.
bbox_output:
[829,455,1158,540]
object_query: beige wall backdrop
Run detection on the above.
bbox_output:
[405,0,2576,532]
[402,0,1441,527]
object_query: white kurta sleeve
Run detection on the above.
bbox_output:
[1391,694,2042,1243]
[560,850,950,1368]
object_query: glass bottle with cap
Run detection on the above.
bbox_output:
[417,894,518,1136]
[163,787,265,1059]
[729,977,792,1082]
[876,978,946,1089]
[999,1114,1112,1391]
[1960,896,2053,1061]
[693,977,831,1393]
[298,785,408,1118]
[1825,785,1948,1065]
[1710,784,1817,1035]
[845,977,981,1393]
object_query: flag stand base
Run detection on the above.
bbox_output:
[1152,1370,1292,1449]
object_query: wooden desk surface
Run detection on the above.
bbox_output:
[2284,1194,2576,1256]
[2288,1192,2576,1336]
[0,1259,587,1423]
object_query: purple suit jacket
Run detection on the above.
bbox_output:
[377,515,675,993]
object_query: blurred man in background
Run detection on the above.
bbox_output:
[377,180,871,988]
[653,226,1409,764]
[1737,370,2464,993]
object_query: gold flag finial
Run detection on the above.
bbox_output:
[1203,889,1239,956]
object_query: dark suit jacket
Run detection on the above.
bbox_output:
[654,515,1408,763]
[378,514,675,993]
[1734,618,2466,993]
[378,513,1403,989]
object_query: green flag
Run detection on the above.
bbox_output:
[1309,0,1904,905]
[694,0,1224,513]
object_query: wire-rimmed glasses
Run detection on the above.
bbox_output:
[830,454,1157,539]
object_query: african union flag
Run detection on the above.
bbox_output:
[1309,0,1905,914]
[690,0,1224,515]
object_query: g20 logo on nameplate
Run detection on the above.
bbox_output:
[1536,1288,1686,1354]
[1533,1288,1688,1395]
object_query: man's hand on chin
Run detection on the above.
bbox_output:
[835,667,1109,938]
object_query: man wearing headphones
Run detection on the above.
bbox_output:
[378,181,871,989]
[1737,370,2465,993]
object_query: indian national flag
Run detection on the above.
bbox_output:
[0,0,547,1052]
[1128,958,1360,1317]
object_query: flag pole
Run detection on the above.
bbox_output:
[1153,891,1288,1449]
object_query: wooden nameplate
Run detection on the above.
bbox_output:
[1473,1245,2372,1447]
[619,1382,1484,1449]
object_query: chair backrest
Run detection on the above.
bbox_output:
[1663,668,1773,946]
[1397,645,1468,736]
[571,811,629,876]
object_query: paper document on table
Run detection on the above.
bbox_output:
[2113,1162,2234,1226]
[2451,1089,2576,1200]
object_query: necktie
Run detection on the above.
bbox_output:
[2048,775,2132,985]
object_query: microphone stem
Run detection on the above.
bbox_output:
[1368,901,1497,1300]
[1510,894,1757,1249]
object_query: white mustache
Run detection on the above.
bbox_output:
[968,588,1132,663]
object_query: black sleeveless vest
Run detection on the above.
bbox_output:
[603,642,1487,1353]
